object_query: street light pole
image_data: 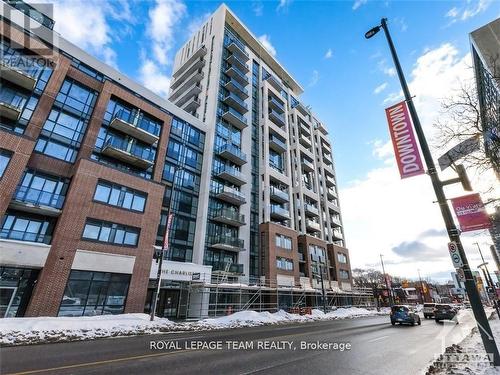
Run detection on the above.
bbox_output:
[366,18,500,365]
[150,167,181,321]
[475,242,500,319]
[380,254,393,306]
[417,269,424,304]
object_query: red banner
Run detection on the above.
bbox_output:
[385,101,425,179]
[451,193,491,232]
[162,213,174,251]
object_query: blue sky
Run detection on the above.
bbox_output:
[47,0,499,281]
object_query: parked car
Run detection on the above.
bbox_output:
[423,303,436,319]
[434,304,458,323]
[390,305,421,326]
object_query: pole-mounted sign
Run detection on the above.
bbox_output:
[384,101,425,179]
[448,241,464,268]
[451,193,491,232]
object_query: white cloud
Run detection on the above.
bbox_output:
[373,82,388,95]
[378,59,397,77]
[139,59,172,98]
[343,42,499,281]
[186,12,211,37]
[308,70,319,87]
[146,0,186,66]
[252,1,264,16]
[276,0,292,12]
[445,0,492,24]
[352,0,367,10]
[258,34,277,57]
[324,48,333,59]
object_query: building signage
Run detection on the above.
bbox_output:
[150,260,212,283]
[385,101,425,179]
[448,241,464,268]
[451,193,491,232]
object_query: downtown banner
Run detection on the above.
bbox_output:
[385,101,425,179]
[451,193,491,232]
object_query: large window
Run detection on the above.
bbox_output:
[15,170,68,209]
[276,257,294,271]
[82,219,139,246]
[0,150,12,178]
[337,253,347,264]
[94,181,147,212]
[0,212,53,244]
[339,270,350,280]
[275,234,292,250]
[58,270,130,317]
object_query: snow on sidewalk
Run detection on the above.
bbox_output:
[0,307,387,346]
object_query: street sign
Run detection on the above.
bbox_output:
[456,268,466,282]
[448,241,464,268]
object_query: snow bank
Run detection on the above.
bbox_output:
[0,307,386,346]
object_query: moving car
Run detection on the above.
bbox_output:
[390,305,422,326]
[434,304,458,323]
[423,303,436,319]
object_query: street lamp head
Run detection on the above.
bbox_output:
[365,25,381,39]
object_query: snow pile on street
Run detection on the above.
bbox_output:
[0,307,386,346]
[425,310,500,375]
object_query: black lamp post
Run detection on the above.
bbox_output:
[366,18,499,364]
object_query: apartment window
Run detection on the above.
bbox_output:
[275,234,292,250]
[82,219,139,246]
[0,150,12,178]
[0,212,53,244]
[339,270,350,280]
[15,170,68,209]
[337,253,347,264]
[94,181,147,212]
[276,257,294,271]
[58,270,130,317]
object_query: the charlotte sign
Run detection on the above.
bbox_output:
[385,101,425,179]
[451,193,491,232]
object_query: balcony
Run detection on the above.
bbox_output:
[174,82,203,107]
[301,158,314,172]
[181,96,201,113]
[213,208,246,227]
[215,166,246,186]
[222,92,248,114]
[269,134,287,153]
[332,230,343,240]
[302,181,315,194]
[211,261,244,274]
[0,229,51,244]
[225,53,249,73]
[101,137,155,169]
[330,216,342,227]
[225,65,249,86]
[0,97,23,121]
[329,201,341,213]
[299,133,312,148]
[10,186,64,217]
[170,70,204,101]
[214,185,246,205]
[295,101,309,117]
[268,109,286,128]
[298,253,305,262]
[270,186,289,203]
[172,46,207,79]
[305,219,321,232]
[221,108,248,130]
[216,144,247,166]
[209,235,245,252]
[0,61,38,91]
[264,74,282,92]
[109,110,160,145]
[268,96,285,114]
[300,122,311,136]
[325,175,336,187]
[304,203,319,217]
[327,187,337,199]
[270,205,290,220]
[224,79,249,99]
[316,121,328,135]
[226,41,249,60]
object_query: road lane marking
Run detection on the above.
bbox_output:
[5,349,196,375]
[367,335,389,343]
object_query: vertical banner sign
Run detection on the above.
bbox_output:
[385,101,425,179]
[162,213,174,252]
[451,193,491,232]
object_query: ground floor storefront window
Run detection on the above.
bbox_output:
[58,270,130,317]
[0,267,39,317]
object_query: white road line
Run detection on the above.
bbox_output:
[367,335,389,343]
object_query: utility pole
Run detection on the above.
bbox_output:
[150,167,181,321]
[475,242,500,319]
[317,258,327,313]
[417,269,424,304]
[380,254,393,306]
[365,18,500,364]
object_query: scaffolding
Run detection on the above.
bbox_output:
[182,273,375,319]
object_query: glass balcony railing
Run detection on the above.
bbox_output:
[225,64,249,84]
[0,87,27,111]
[103,137,155,163]
[268,96,285,112]
[0,228,51,244]
[225,78,248,96]
[217,144,247,163]
[213,185,246,203]
[13,186,65,209]
[215,166,245,184]
[270,186,289,202]
[268,109,286,127]
[223,92,248,111]
[270,205,290,218]
[269,162,285,174]
[270,135,287,151]
[304,203,319,216]
[222,107,248,128]
[113,109,161,137]
[211,261,244,274]
[226,39,249,58]
[213,208,245,225]
[209,235,244,249]
[226,53,249,71]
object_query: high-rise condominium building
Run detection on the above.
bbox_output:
[0,1,367,319]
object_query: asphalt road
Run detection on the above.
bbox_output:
[1,312,477,375]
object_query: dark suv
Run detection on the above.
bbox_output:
[390,305,421,326]
[434,304,458,323]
